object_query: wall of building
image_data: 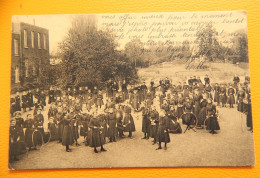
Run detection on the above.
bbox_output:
[11,22,50,93]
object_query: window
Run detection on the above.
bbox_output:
[24,30,28,48]
[38,33,41,49]
[14,39,19,56]
[25,59,29,77]
[15,66,20,83]
[43,34,47,49]
[31,31,34,48]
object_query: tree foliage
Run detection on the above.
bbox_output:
[195,24,222,61]
[58,16,137,88]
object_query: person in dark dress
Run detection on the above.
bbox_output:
[27,89,34,110]
[167,106,182,133]
[107,108,117,142]
[237,88,245,112]
[156,110,170,150]
[150,106,159,145]
[14,92,21,112]
[67,107,80,146]
[193,89,202,118]
[227,85,235,108]
[48,87,55,104]
[244,93,253,131]
[62,110,74,152]
[89,112,107,153]
[40,91,46,109]
[142,107,151,139]
[24,114,35,150]
[123,107,135,138]
[205,99,220,134]
[56,108,64,143]
[219,84,227,107]
[197,95,208,128]
[214,83,220,106]
[9,118,20,162]
[21,91,28,112]
[34,109,45,145]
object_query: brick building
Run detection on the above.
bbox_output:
[11,22,50,93]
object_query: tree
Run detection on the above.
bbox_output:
[124,39,144,67]
[195,24,222,61]
[58,16,137,88]
[231,30,248,62]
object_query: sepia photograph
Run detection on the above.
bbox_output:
[9,11,255,169]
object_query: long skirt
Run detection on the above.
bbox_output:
[157,126,170,143]
[57,123,64,140]
[89,128,105,147]
[220,95,227,104]
[72,126,79,140]
[205,116,220,130]
[142,118,151,133]
[62,125,74,146]
[214,92,220,103]
[227,95,235,105]
[237,102,244,112]
[197,107,207,126]
[247,113,253,128]
[168,119,182,133]
[150,125,158,139]
[25,128,34,147]
[193,101,200,117]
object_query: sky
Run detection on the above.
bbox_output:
[12,11,247,53]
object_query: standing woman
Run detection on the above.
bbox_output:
[89,112,107,153]
[205,99,220,134]
[107,108,117,142]
[62,114,74,152]
[123,106,136,138]
[156,109,170,150]
[219,84,227,107]
[150,106,159,145]
[214,83,220,106]
[67,107,80,146]
[197,94,208,128]
[56,108,64,143]
[24,114,35,150]
[227,84,235,108]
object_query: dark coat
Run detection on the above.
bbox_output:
[150,110,159,139]
[142,108,151,133]
[123,113,136,132]
[205,116,220,131]
[227,88,235,105]
[246,103,253,128]
[24,119,34,147]
[237,90,245,112]
[193,94,202,117]
[220,87,227,104]
[62,115,74,146]
[197,99,208,125]
[88,117,105,147]
[56,112,64,139]
[157,116,170,143]
[27,92,34,107]
[214,86,220,103]
[107,112,117,138]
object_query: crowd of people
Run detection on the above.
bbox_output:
[9,75,253,163]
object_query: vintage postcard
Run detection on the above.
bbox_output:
[9,11,255,169]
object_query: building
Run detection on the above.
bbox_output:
[11,22,49,93]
